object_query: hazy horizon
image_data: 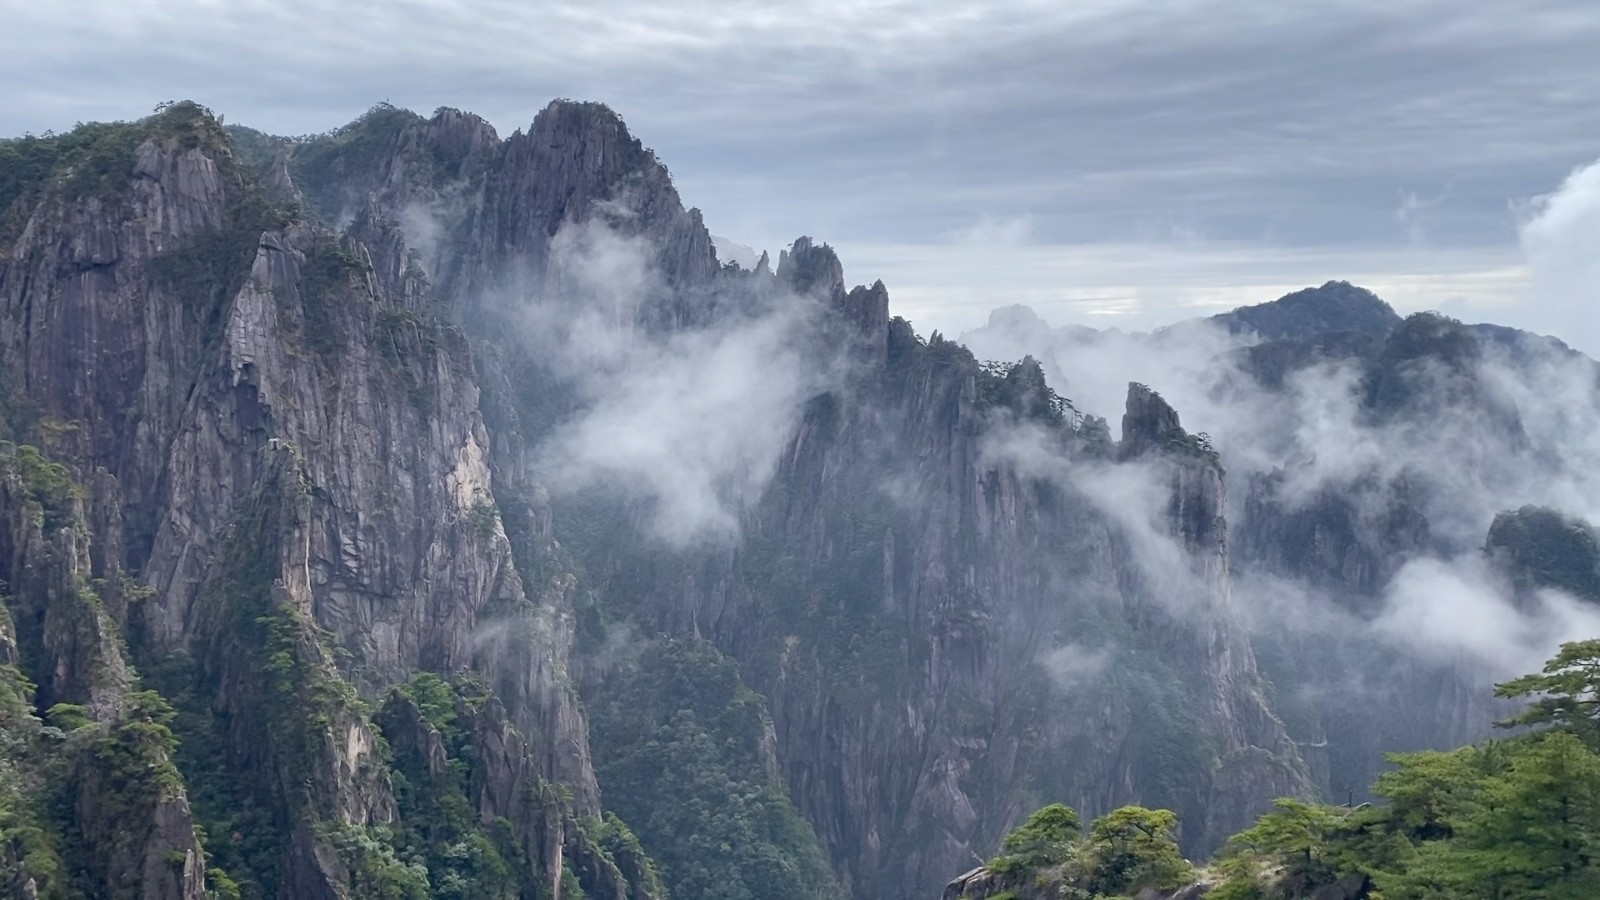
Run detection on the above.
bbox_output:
[5,0,1597,349]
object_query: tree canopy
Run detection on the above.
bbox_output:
[972,638,1600,899]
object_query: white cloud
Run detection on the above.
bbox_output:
[1374,556,1600,679]
[523,220,839,547]
[1518,157,1600,357]
[1039,643,1113,693]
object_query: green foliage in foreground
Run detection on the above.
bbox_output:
[983,803,1192,898]
[1214,639,1600,899]
[983,638,1600,899]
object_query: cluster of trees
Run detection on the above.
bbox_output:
[979,802,1194,899]
[979,639,1600,899]
[1206,639,1600,898]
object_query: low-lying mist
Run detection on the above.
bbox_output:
[487,214,850,548]
[961,285,1600,681]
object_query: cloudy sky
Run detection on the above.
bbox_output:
[5,0,1600,345]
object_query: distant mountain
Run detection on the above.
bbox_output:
[1203,280,1401,341]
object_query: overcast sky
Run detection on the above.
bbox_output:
[5,0,1600,347]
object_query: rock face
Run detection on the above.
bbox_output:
[0,102,649,898]
[548,328,1308,896]
[1120,383,1188,460]
[1486,505,1600,603]
[1,447,207,900]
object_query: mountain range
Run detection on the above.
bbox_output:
[2,99,1596,900]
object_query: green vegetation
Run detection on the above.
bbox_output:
[467,497,501,540]
[1125,383,1219,465]
[144,652,285,899]
[977,357,1078,428]
[376,672,667,900]
[588,812,668,899]
[0,641,222,900]
[889,319,1108,458]
[0,656,69,898]
[1,448,218,899]
[0,99,298,357]
[0,442,79,531]
[986,638,1600,899]
[1207,721,1600,899]
[143,468,384,899]
[979,802,1192,899]
[375,675,526,900]
[0,101,234,245]
[989,804,1082,873]
[222,125,289,174]
[1163,429,1219,463]
[589,639,839,900]
[285,103,427,221]
[374,304,460,418]
[1079,806,1193,896]
[1494,638,1600,747]
[323,824,431,900]
[83,690,186,821]
[147,182,295,348]
[1363,311,1479,413]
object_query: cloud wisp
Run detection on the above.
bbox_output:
[506,217,839,548]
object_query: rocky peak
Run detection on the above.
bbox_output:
[424,105,501,170]
[775,236,887,356]
[841,279,891,363]
[261,145,303,209]
[504,98,669,217]
[1119,382,1185,460]
[777,235,845,297]
[1375,310,1480,372]
[1118,382,1230,558]
[467,99,716,294]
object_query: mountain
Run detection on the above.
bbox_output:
[963,274,1600,813]
[1204,281,1402,341]
[1,99,1593,900]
